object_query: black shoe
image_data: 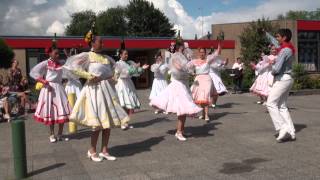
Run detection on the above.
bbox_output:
[274,132,279,138]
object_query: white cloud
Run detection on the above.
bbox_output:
[46,20,65,35]
[0,0,319,38]
[26,16,41,28]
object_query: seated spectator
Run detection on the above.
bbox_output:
[19,76,32,113]
[0,75,11,122]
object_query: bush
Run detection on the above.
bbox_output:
[292,63,309,90]
[292,63,320,90]
[242,68,255,90]
[220,70,233,87]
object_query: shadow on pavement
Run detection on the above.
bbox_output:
[28,163,65,177]
[166,122,222,138]
[217,102,241,109]
[131,117,171,128]
[110,136,165,157]
[219,158,269,174]
[294,123,307,133]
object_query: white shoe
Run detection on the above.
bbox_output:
[163,111,168,114]
[57,135,69,142]
[121,125,133,130]
[204,116,210,122]
[211,104,216,108]
[198,116,204,120]
[256,101,262,104]
[49,135,57,143]
[87,151,103,162]
[276,129,288,142]
[154,110,160,114]
[99,152,116,161]
[4,114,11,122]
[175,132,187,141]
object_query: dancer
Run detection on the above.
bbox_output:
[30,46,71,143]
[189,45,221,122]
[250,46,277,105]
[149,51,169,114]
[115,49,149,129]
[209,56,229,108]
[265,29,296,142]
[64,35,130,162]
[150,42,202,141]
[64,50,83,100]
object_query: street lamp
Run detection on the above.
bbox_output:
[199,7,204,37]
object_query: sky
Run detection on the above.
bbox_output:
[0,0,319,38]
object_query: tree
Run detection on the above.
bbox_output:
[65,10,96,36]
[126,0,176,37]
[96,7,127,36]
[0,38,14,69]
[239,18,279,64]
[277,8,320,20]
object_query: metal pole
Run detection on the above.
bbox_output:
[11,120,27,179]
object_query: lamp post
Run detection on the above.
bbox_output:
[199,7,204,37]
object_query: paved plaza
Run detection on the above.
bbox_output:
[1,90,320,180]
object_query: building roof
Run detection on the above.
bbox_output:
[1,36,235,49]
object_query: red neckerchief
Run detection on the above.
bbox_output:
[47,59,62,69]
[277,42,295,55]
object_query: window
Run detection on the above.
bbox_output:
[298,31,320,72]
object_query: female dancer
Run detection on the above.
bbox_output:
[189,45,220,121]
[149,51,169,114]
[115,49,149,129]
[150,42,202,141]
[209,56,228,108]
[30,47,71,143]
[250,46,277,105]
[64,36,130,161]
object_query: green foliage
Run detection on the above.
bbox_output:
[65,10,96,36]
[277,8,320,20]
[96,7,127,36]
[242,68,255,90]
[292,63,320,90]
[220,70,233,87]
[65,0,176,37]
[239,18,279,65]
[0,38,14,69]
[126,0,176,37]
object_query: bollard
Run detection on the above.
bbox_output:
[11,120,27,179]
[67,93,77,133]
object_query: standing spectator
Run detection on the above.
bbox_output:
[232,57,244,93]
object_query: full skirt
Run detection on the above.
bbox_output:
[209,72,228,95]
[191,74,215,105]
[70,80,130,130]
[34,82,71,125]
[149,78,168,100]
[115,78,141,109]
[150,79,202,116]
[250,72,274,97]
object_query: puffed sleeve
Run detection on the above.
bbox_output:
[30,60,47,80]
[150,63,161,73]
[63,52,94,80]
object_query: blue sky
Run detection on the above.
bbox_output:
[177,0,264,17]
